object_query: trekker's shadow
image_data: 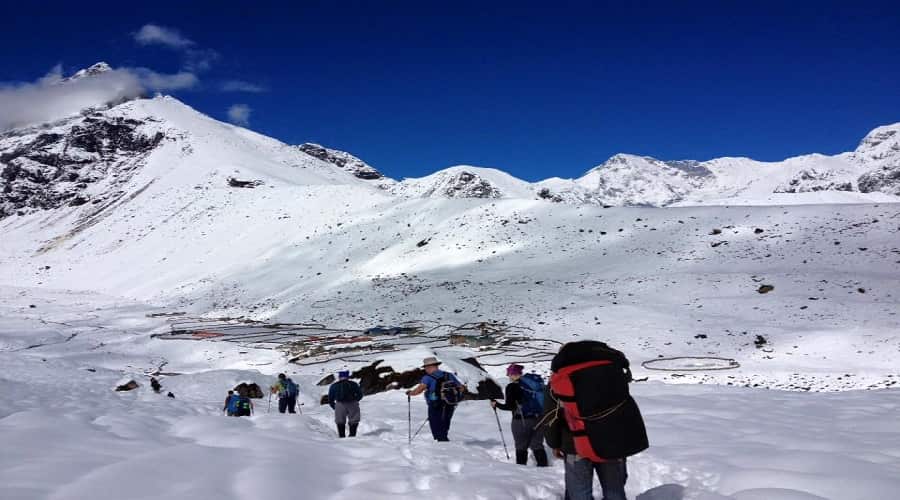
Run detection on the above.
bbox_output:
[636,484,733,500]
[362,426,393,437]
[636,484,685,500]
[461,438,501,448]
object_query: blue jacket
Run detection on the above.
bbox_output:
[225,394,239,413]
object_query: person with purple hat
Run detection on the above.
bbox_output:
[406,356,465,441]
[492,363,549,466]
[329,370,363,437]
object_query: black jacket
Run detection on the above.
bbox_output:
[540,386,577,454]
[494,381,525,416]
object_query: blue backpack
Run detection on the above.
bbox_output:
[518,373,545,418]
[429,372,464,406]
[226,395,240,414]
[285,379,299,398]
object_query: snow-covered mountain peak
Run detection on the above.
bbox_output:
[65,62,113,82]
[855,122,900,161]
[575,153,713,206]
[390,165,534,199]
[0,95,385,218]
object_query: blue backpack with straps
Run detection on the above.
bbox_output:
[284,379,299,398]
[518,373,545,417]
[428,372,464,406]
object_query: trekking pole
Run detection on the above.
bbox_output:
[407,395,412,444]
[267,393,272,414]
[412,417,429,441]
[492,406,510,460]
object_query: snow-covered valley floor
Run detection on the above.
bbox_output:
[2,287,898,500]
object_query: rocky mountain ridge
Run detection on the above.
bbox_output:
[1,63,898,219]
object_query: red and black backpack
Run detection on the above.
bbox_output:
[549,341,649,462]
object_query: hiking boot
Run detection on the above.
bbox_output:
[533,448,549,467]
[515,450,528,465]
[337,423,346,438]
[349,423,358,437]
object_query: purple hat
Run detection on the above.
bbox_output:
[506,364,524,376]
[338,370,350,379]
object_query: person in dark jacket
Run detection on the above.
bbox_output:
[328,370,363,437]
[223,390,239,416]
[491,363,549,466]
[542,388,628,500]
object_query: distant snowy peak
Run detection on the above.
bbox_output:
[297,143,387,180]
[855,122,900,162]
[391,166,533,199]
[62,62,114,83]
[851,123,900,195]
[0,95,382,218]
[576,153,712,206]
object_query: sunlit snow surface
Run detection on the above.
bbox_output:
[1,288,898,500]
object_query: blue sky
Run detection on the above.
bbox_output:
[2,1,899,181]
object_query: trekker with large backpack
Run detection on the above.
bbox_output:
[406,356,465,441]
[271,373,299,414]
[235,393,254,417]
[542,341,649,500]
[329,370,363,438]
[491,363,549,466]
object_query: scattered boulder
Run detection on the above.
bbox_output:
[317,357,502,405]
[757,285,774,294]
[115,380,139,392]
[754,335,768,348]
[150,377,162,393]
[233,382,264,399]
[710,228,722,235]
[227,177,263,188]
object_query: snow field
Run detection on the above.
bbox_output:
[2,289,899,499]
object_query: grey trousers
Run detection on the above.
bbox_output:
[511,416,544,451]
[334,401,361,425]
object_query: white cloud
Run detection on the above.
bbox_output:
[184,48,220,72]
[38,64,64,85]
[133,69,198,91]
[0,66,143,131]
[227,104,252,126]
[134,24,194,49]
[221,80,267,93]
[0,64,198,131]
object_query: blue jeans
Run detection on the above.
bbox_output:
[278,396,296,414]
[427,403,454,441]
[564,455,627,500]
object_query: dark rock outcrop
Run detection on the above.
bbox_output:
[298,143,384,180]
[115,380,139,392]
[858,164,900,196]
[0,113,165,218]
[233,382,264,399]
[316,358,500,405]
